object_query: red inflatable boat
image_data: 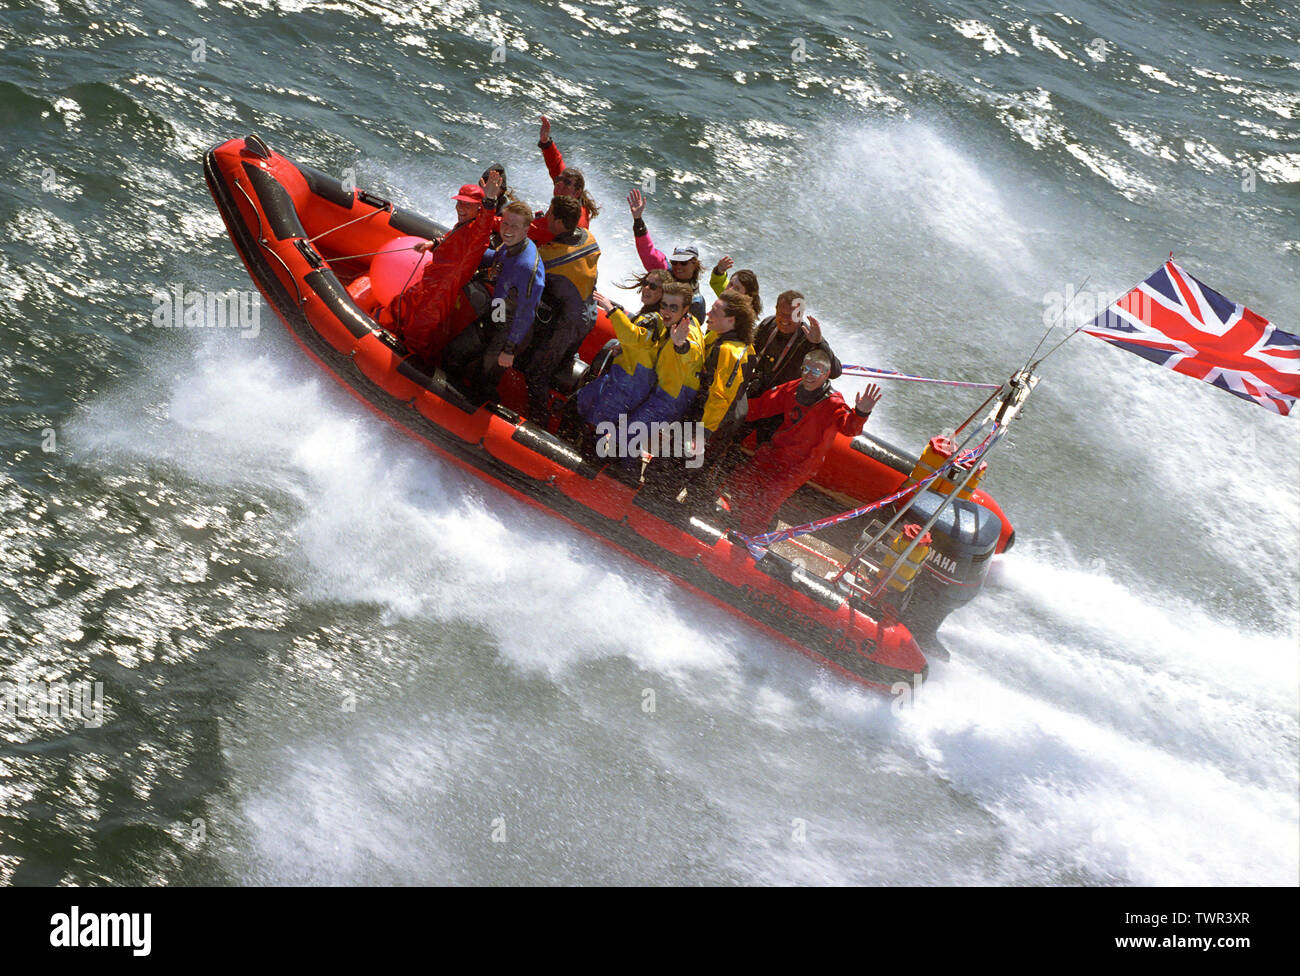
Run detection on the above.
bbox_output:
[204,134,1016,691]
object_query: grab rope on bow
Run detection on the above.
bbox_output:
[306,198,392,245]
[839,365,1002,391]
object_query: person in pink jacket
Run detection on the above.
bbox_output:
[626,187,706,323]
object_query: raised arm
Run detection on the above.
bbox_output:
[836,382,881,436]
[710,255,733,297]
[627,188,668,271]
[538,115,566,180]
[803,315,842,379]
[596,293,657,347]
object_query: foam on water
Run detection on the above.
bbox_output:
[827,121,1034,277]
[895,651,1298,885]
[78,326,747,683]
[800,117,1296,884]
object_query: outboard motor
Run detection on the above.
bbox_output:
[894,489,1003,646]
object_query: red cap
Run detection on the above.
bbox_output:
[451,183,484,203]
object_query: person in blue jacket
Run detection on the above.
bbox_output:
[442,200,546,396]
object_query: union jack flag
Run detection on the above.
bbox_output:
[1082,260,1300,416]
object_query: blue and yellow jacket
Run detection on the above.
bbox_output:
[646,315,705,417]
[607,307,667,407]
[601,309,704,417]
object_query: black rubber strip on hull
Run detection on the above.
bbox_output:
[388,208,448,241]
[241,162,306,242]
[298,162,356,210]
[304,268,381,340]
[851,432,917,476]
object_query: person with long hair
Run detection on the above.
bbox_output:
[646,289,754,499]
[711,260,762,318]
[625,267,669,316]
[528,115,599,244]
[625,188,706,323]
[581,278,699,432]
[695,290,756,446]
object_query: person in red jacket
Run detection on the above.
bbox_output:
[391,170,504,362]
[528,115,599,244]
[724,350,883,536]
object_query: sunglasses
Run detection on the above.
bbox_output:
[801,364,829,376]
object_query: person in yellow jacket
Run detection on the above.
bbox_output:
[523,196,601,419]
[582,279,699,427]
[647,290,754,496]
[642,290,753,497]
[622,279,705,412]
[694,291,756,449]
[576,270,668,423]
[708,255,762,317]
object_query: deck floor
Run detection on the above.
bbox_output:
[763,484,881,590]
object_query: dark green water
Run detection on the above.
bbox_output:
[0,0,1296,885]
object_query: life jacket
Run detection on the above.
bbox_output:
[485,241,542,324]
[537,228,600,302]
[393,209,492,359]
[607,308,666,406]
[650,315,705,404]
[693,332,754,433]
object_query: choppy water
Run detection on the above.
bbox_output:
[1,0,1296,885]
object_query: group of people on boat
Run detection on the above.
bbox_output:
[383,116,882,536]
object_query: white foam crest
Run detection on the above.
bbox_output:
[827,122,1031,273]
[896,658,1298,885]
[291,460,743,683]
[79,327,741,685]
[234,725,471,885]
[983,542,1297,719]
